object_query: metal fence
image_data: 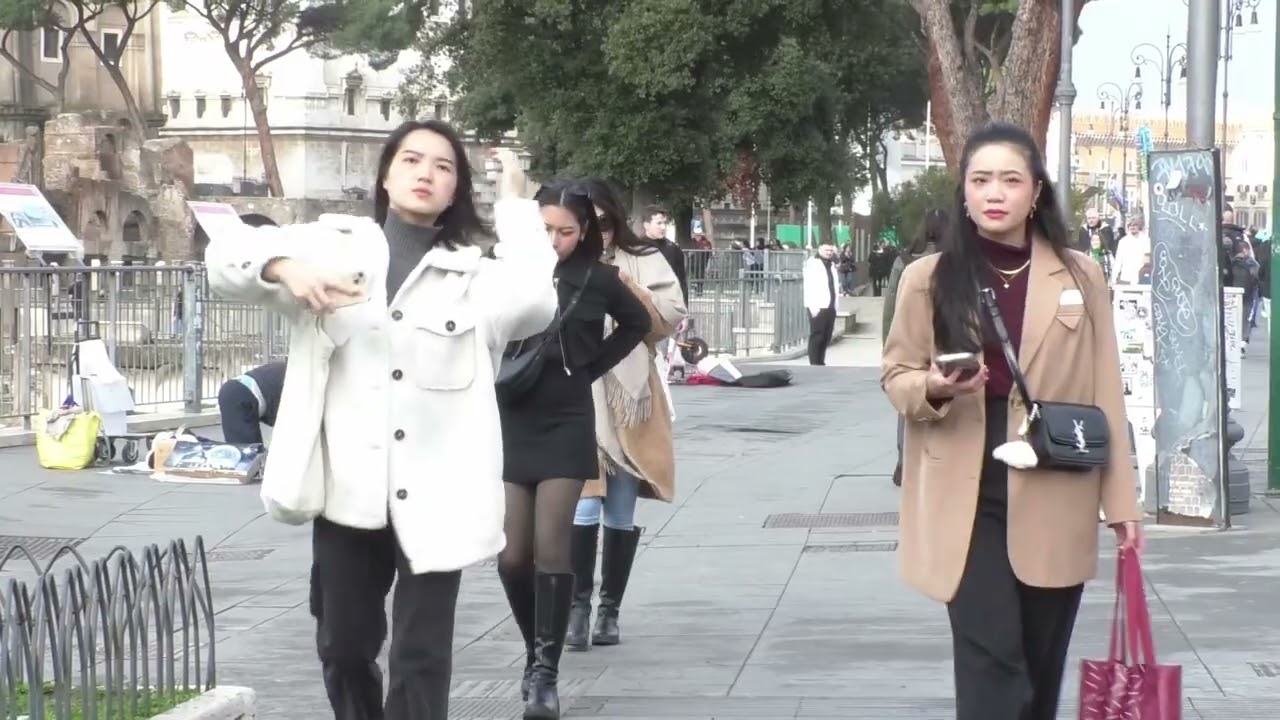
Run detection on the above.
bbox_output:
[0,263,288,430]
[0,251,810,428]
[684,249,809,357]
[0,536,215,719]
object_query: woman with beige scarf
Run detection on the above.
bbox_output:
[565,178,687,651]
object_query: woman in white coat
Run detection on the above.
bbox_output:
[204,120,557,720]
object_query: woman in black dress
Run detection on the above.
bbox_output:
[497,180,651,720]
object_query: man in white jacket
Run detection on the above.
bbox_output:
[803,242,841,365]
[1111,216,1150,286]
[205,124,556,720]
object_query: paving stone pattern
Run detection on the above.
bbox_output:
[2,351,1280,718]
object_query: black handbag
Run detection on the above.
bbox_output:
[979,286,1110,472]
[494,265,593,404]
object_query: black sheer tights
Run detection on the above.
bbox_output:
[497,478,585,576]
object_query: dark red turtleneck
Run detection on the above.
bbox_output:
[979,236,1031,398]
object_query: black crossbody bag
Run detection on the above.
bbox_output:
[495,265,594,404]
[978,286,1110,472]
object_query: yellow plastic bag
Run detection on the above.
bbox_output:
[35,409,102,471]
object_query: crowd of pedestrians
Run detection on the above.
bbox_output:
[205,120,687,720]
[199,116,1232,720]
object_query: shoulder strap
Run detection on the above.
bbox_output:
[542,262,596,338]
[505,263,595,358]
[554,262,594,327]
[977,285,1036,409]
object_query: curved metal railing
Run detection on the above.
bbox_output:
[0,536,216,719]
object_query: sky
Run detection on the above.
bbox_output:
[1074,0,1277,127]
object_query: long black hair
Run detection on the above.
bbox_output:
[580,177,660,256]
[535,179,605,263]
[931,122,1086,353]
[373,119,488,248]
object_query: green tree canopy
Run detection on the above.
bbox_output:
[402,0,927,241]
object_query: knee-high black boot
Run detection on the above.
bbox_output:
[591,526,641,647]
[498,568,536,701]
[524,571,574,720]
[565,524,598,651]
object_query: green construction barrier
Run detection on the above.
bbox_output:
[775,224,852,247]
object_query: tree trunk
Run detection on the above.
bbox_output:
[814,190,834,245]
[840,192,853,242]
[0,32,62,108]
[672,201,694,249]
[925,45,961,168]
[101,60,150,139]
[78,28,150,138]
[54,32,74,112]
[919,0,988,168]
[237,61,285,197]
[919,0,1090,168]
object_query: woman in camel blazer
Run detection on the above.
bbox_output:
[881,123,1143,720]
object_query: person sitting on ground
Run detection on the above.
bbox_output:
[217,361,285,445]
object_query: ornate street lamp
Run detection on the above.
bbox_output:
[1132,33,1188,146]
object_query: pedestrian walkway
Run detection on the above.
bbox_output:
[1,355,1279,718]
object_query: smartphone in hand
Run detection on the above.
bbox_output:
[936,351,980,378]
[329,271,370,308]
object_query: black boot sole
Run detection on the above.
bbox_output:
[523,702,560,720]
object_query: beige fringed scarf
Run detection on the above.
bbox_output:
[602,332,653,429]
[600,246,654,429]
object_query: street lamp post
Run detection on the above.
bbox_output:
[1131,33,1188,146]
[1053,0,1076,218]
[1097,81,1143,219]
[1220,0,1263,146]
[1268,0,1280,495]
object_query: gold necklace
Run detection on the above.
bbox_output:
[987,259,1031,289]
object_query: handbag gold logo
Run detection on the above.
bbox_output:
[1073,419,1088,454]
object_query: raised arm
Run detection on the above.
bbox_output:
[204,216,368,316]
[204,222,309,314]
[472,197,559,346]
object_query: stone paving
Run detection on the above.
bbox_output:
[2,348,1280,718]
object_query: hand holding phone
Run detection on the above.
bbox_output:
[329,271,369,308]
[927,352,987,399]
[936,352,980,376]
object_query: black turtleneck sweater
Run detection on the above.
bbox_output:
[383,211,441,302]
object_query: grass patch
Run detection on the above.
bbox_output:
[12,684,202,719]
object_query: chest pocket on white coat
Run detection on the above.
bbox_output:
[412,307,478,390]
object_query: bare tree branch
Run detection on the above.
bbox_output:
[0,28,59,96]
[250,32,318,72]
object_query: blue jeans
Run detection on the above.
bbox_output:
[574,469,641,530]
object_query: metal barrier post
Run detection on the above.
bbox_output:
[771,275,784,353]
[104,265,120,363]
[181,266,204,414]
[17,273,33,430]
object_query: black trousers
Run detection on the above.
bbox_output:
[217,380,264,445]
[807,307,836,365]
[310,516,462,720]
[947,399,1084,720]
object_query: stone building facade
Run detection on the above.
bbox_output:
[0,7,164,139]
[156,5,438,200]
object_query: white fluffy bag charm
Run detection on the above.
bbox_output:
[992,405,1040,470]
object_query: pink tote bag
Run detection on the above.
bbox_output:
[1078,548,1182,719]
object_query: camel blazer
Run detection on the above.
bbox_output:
[881,237,1141,603]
